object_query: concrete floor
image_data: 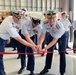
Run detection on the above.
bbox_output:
[3,42,76,75]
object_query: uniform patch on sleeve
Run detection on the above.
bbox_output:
[56,24,60,29]
[43,20,48,24]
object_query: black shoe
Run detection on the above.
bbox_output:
[60,73,64,75]
[41,54,44,56]
[65,51,69,54]
[29,71,34,75]
[12,48,17,51]
[55,48,58,50]
[73,50,76,53]
[17,55,21,59]
[39,69,49,74]
[18,67,25,74]
[13,49,16,51]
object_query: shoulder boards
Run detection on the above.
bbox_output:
[56,24,60,29]
[43,20,48,24]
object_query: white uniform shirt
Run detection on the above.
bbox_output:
[0,16,19,40]
[21,21,42,37]
[19,16,30,30]
[72,20,76,30]
[42,21,65,38]
[40,18,47,28]
[60,19,71,31]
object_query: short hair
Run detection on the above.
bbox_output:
[32,18,41,25]
[61,11,67,15]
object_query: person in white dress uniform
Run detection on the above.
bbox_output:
[0,10,37,75]
[60,11,71,54]
[38,10,67,75]
[18,12,43,75]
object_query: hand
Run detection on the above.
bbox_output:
[31,45,38,52]
[39,48,47,54]
[6,39,11,44]
[30,43,40,52]
[36,44,42,53]
[71,26,74,30]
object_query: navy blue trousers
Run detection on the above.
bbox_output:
[44,32,67,73]
[66,31,70,48]
[73,30,76,51]
[0,38,6,75]
[20,34,37,71]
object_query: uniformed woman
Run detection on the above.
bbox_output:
[0,10,37,75]
[39,10,67,75]
[18,13,43,75]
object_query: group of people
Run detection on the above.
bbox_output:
[0,8,76,75]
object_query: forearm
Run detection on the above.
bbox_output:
[27,38,36,46]
[45,38,58,50]
[24,33,36,46]
[19,39,33,47]
[14,36,32,47]
[6,38,11,44]
[38,33,45,45]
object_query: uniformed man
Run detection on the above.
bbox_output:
[0,10,37,75]
[38,10,67,75]
[71,20,76,53]
[14,8,30,59]
[60,11,71,54]
[18,12,43,75]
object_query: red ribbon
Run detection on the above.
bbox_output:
[0,48,76,55]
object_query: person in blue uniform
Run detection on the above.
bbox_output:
[38,10,67,75]
[0,10,37,75]
[18,12,43,75]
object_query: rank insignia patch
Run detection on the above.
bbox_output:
[43,20,48,24]
[56,24,60,29]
